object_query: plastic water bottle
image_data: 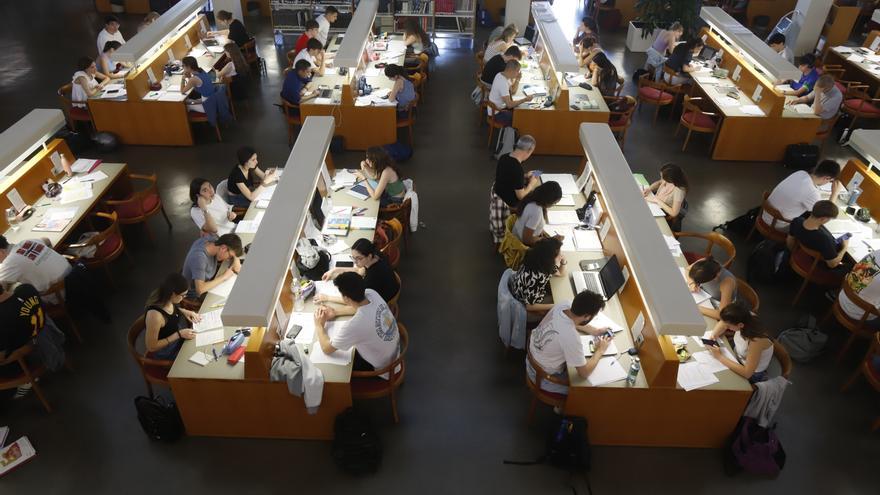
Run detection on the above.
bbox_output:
[291,278,304,311]
[626,357,640,387]
[582,205,595,228]
[848,188,862,207]
[274,29,283,46]
[5,207,20,231]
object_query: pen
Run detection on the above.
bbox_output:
[212,347,219,361]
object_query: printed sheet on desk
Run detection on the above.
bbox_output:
[676,361,719,391]
[587,357,628,386]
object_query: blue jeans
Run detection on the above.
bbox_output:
[749,371,768,384]
[228,193,251,208]
[494,110,513,127]
[526,359,570,395]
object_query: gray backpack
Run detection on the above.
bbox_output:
[777,327,827,363]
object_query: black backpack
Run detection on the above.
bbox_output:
[134,396,184,442]
[713,206,760,237]
[546,416,591,470]
[746,240,787,284]
[331,408,382,475]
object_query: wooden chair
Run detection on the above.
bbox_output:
[475,71,490,125]
[126,315,173,399]
[661,65,692,111]
[61,212,129,288]
[747,191,791,244]
[485,100,507,146]
[241,37,266,75]
[676,96,719,152]
[814,112,841,154]
[788,239,845,306]
[525,350,567,424]
[614,75,625,96]
[637,73,677,125]
[57,83,93,131]
[591,0,618,34]
[841,332,880,431]
[103,172,172,243]
[826,281,880,362]
[188,108,222,142]
[379,199,412,252]
[736,277,761,313]
[281,95,302,146]
[772,340,793,380]
[674,231,736,268]
[840,83,880,138]
[41,278,83,344]
[408,72,425,105]
[605,95,637,150]
[475,50,486,72]
[350,322,409,423]
[387,272,402,319]
[0,344,50,412]
[396,94,418,147]
[377,218,403,268]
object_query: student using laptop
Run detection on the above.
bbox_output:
[315,6,339,46]
[488,60,533,127]
[210,10,250,47]
[512,237,566,314]
[355,147,406,206]
[588,52,619,97]
[513,181,563,246]
[481,45,522,86]
[293,38,326,76]
[686,257,738,321]
[570,255,626,301]
[526,290,613,395]
[227,146,279,207]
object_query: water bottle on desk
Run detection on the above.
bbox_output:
[626,357,641,387]
[291,277,305,311]
[5,207,20,231]
[848,188,862,207]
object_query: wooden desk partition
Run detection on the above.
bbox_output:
[823,4,860,52]
[746,0,797,27]
[125,15,207,101]
[0,139,72,232]
[840,158,880,223]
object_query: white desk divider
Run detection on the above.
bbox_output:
[531,1,579,73]
[0,109,66,182]
[222,116,335,327]
[579,123,705,336]
[847,129,880,174]
[334,0,379,70]
[114,0,208,65]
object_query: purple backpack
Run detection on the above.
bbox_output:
[729,417,787,477]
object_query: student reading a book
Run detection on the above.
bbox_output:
[513,181,563,246]
[189,178,237,236]
[314,272,400,373]
[181,234,243,298]
[144,274,200,360]
[706,302,773,383]
[355,147,405,206]
[511,237,566,314]
[686,257,739,321]
[642,163,688,231]
[318,239,399,302]
[227,146,279,207]
[0,236,72,294]
[779,54,820,98]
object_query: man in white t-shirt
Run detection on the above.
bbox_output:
[315,272,399,376]
[0,236,72,294]
[839,251,880,328]
[315,6,339,46]
[527,290,612,395]
[97,15,126,58]
[488,60,533,127]
[763,159,842,232]
[293,38,325,76]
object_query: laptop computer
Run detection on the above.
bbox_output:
[570,255,625,301]
[203,38,220,47]
[696,45,717,62]
[318,88,333,98]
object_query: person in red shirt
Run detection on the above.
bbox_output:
[291,20,320,60]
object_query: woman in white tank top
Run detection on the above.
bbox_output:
[71,56,109,108]
[707,302,774,383]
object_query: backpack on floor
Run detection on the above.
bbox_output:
[713,206,760,237]
[332,408,382,475]
[134,396,184,442]
[724,417,786,477]
[384,142,413,162]
[492,127,517,160]
[783,143,819,171]
[504,416,591,472]
[777,327,828,363]
[746,240,786,284]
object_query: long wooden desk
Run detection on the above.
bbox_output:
[1,139,130,247]
[825,34,880,98]
[695,28,821,161]
[835,158,880,261]
[168,169,381,440]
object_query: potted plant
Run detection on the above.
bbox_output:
[627,0,702,52]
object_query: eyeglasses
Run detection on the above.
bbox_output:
[351,255,366,262]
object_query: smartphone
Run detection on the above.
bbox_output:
[336,261,354,268]
[288,324,302,339]
[531,169,543,177]
[838,232,853,242]
[701,338,720,347]
[603,330,614,339]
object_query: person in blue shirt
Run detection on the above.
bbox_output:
[384,64,416,114]
[780,54,819,98]
[280,60,317,111]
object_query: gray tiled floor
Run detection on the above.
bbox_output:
[0,1,877,493]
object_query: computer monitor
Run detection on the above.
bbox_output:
[308,189,325,228]
[598,255,626,298]
[524,25,537,45]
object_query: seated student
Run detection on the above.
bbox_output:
[489,23,518,49]
[589,52,620,97]
[210,10,250,47]
[292,20,320,58]
[189,178,237,236]
[490,135,539,244]
[71,57,110,108]
[664,38,704,86]
[526,290,613,395]
[355,146,406,206]
[314,272,400,373]
[0,236,71,294]
[488,60,533,126]
[512,237,566,313]
[319,239,399,302]
[144,274,199,360]
[97,41,125,79]
[403,18,430,57]
[181,233,243,298]
[706,303,774,383]
[485,26,517,62]
[227,146,279,207]
[513,181,563,246]
[0,283,50,399]
[293,38,325,76]
[217,42,251,99]
[787,200,850,281]
[577,37,602,69]
[787,74,843,132]
[768,32,794,64]
[281,60,318,109]
[686,257,739,320]
[838,251,880,329]
[385,64,416,112]
[481,46,522,86]
[643,163,688,231]
[780,54,819,97]
[573,17,598,48]
[645,21,683,77]
[96,15,125,57]
[180,56,215,113]
[315,6,339,46]
[764,160,842,232]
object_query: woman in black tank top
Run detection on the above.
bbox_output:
[145,274,202,360]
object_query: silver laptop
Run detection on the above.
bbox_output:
[570,255,625,301]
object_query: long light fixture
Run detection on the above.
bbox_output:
[222,116,335,327]
[847,129,880,174]
[335,0,378,70]
[531,1,579,74]
[114,0,209,66]
[0,109,66,183]
[701,6,801,82]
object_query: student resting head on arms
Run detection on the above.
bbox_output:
[189,178,237,236]
[573,17,598,47]
[706,302,773,383]
[356,146,406,206]
[227,145,278,207]
[687,256,740,321]
[181,233,243,299]
[384,63,416,111]
[527,289,613,395]
[512,236,566,314]
[143,273,201,360]
[313,272,400,374]
[578,37,602,68]
[513,181,563,246]
[319,238,400,303]
[764,159,841,232]
[786,200,851,281]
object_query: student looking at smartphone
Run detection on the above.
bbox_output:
[705,303,773,383]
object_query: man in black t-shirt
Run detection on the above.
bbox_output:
[490,135,538,244]
[481,46,523,85]
[665,38,703,86]
[0,283,44,379]
[787,200,850,279]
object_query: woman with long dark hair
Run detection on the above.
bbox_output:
[181,56,216,112]
[686,256,739,321]
[227,146,278,207]
[706,303,773,383]
[511,237,566,312]
[644,163,689,230]
[189,178,237,235]
[319,238,399,302]
[217,42,250,99]
[513,181,563,245]
[356,147,406,206]
[144,274,200,359]
[589,52,620,96]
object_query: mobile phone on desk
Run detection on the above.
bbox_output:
[701,338,720,347]
[336,261,354,268]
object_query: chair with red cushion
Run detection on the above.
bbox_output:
[127,315,173,399]
[188,110,222,142]
[673,231,735,269]
[637,73,677,125]
[676,96,719,152]
[604,95,637,150]
[57,83,94,132]
[61,212,129,288]
[0,344,50,412]
[826,280,880,362]
[350,322,409,423]
[747,191,791,244]
[788,239,846,306]
[103,173,172,243]
[387,272,402,319]
[525,349,567,424]
[841,83,880,138]
[841,332,880,431]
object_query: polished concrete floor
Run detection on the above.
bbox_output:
[1,1,878,493]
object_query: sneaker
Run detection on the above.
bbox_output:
[13,383,32,399]
[553,405,562,415]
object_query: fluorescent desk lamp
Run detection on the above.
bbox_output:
[334,0,379,72]
[0,109,66,184]
[114,0,209,66]
[530,1,579,74]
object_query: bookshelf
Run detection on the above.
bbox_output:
[375,0,477,38]
[269,0,356,35]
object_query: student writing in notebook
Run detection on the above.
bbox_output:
[143,274,199,360]
[643,163,688,231]
[181,234,243,298]
[511,237,566,315]
[355,147,406,207]
[513,181,563,246]
[686,257,739,321]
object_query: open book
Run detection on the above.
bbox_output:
[0,436,36,477]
